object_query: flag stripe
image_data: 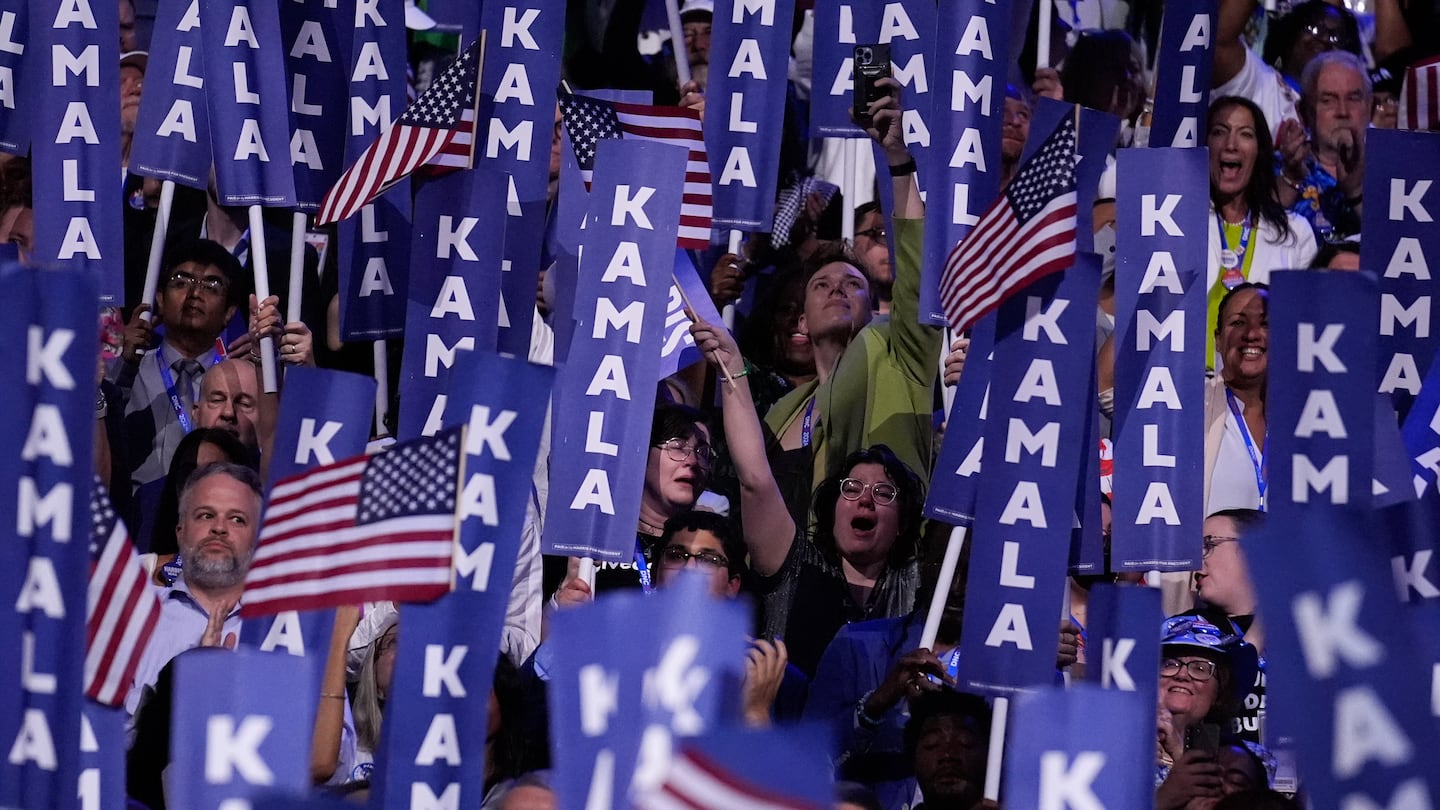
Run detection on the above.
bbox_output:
[87,480,162,707]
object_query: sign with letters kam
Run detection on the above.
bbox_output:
[548,575,751,810]
[131,0,214,188]
[1360,128,1440,415]
[200,0,298,207]
[1111,147,1208,571]
[1005,685,1152,810]
[702,0,797,231]
[336,0,413,341]
[170,649,317,809]
[1245,507,1440,805]
[919,0,1011,325]
[1149,0,1217,149]
[28,0,122,302]
[958,258,1098,696]
[1084,583,1160,744]
[810,0,934,169]
[478,0,564,356]
[398,167,510,441]
[0,266,96,810]
[543,139,686,562]
[238,367,378,689]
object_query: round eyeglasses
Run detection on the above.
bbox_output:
[839,478,898,505]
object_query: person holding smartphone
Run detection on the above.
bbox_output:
[1155,614,1261,809]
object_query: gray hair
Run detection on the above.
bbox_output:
[1301,50,1372,120]
[178,461,263,518]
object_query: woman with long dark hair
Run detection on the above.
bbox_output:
[1204,96,1315,368]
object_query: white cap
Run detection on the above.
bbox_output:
[405,0,437,31]
[120,50,148,71]
[679,0,714,20]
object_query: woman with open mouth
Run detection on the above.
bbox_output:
[1203,96,1316,371]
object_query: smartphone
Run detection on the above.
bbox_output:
[852,44,892,131]
[1184,722,1221,756]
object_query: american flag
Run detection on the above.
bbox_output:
[636,746,820,810]
[240,428,464,617]
[87,477,162,707]
[316,39,482,225]
[939,114,1078,333]
[559,91,713,249]
[1400,55,1440,132]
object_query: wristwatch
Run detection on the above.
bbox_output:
[95,390,108,420]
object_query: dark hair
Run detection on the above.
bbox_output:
[151,428,257,554]
[1061,29,1143,119]
[0,156,31,209]
[1214,790,1303,810]
[737,265,807,372]
[903,690,992,758]
[1217,738,1269,792]
[853,200,882,225]
[1312,240,1361,268]
[1207,508,1265,536]
[801,240,863,284]
[1207,96,1294,244]
[1215,282,1269,335]
[660,509,747,580]
[487,654,533,790]
[1264,1,1361,75]
[812,445,924,568]
[163,238,245,308]
[650,401,708,448]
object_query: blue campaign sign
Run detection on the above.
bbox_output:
[398,167,510,441]
[1372,393,1415,509]
[0,4,28,154]
[546,146,589,366]
[268,366,378,488]
[336,0,412,342]
[1405,353,1440,495]
[1071,362,1105,574]
[1005,685,1152,810]
[703,0,797,230]
[0,265,96,810]
[200,0,298,207]
[811,0,934,147]
[477,0,565,358]
[643,724,833,808]
[370,591,504,809]
[958,259,1099,696]
[925,313,996,525]
[1362,129,1440,412]
[170,649,317,809]
[1268,271,1378,515]
[658,249,727,379]
[1020,98,1121,252]
[543,139,687,562]
[1245,507,1440,804]
[130,0,214,188]
[442,352,555,593]
[1084,583,1160,744]
[280,1,350,210]
[1111,147,1208,571]
[918,0,1011,325]
[79,703,126,810]
[1149,0,1217,148]
[548,575,751,810]
[27,0,123,303]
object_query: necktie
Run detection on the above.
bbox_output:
[174,359,204,410]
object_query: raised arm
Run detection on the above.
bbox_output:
[689,316,796,577]
[1213,0,1258,88]
[863,77,923,219]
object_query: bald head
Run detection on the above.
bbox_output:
[195,359,260,450]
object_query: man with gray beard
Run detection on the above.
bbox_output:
[124,462,262,744]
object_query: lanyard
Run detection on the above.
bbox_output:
[1225,388,1267,510]
[634,538,653,594]
[156,352,195,435]
[800,396,816,448]
[1215,214,1253,280]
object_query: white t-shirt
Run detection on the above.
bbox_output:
[1208,402,1265,515]
[1214,47,1301,139]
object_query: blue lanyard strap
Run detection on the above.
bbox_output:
[1215,213,1253,273]
[156,352,195,435]
[634,537,653,594]
[1225,388,1267,509]
[800,396,816,448]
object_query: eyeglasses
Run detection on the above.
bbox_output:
[839,477,898,505]
[1161,657,1219,681]
[168,271,228,296]
[660,544,728,569]
[1201,535,1238,558]
[855,226,886,242]
[655,438,714,467]
[1302,23,1348,47]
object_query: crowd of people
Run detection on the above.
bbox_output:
[9,0,1438,807]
